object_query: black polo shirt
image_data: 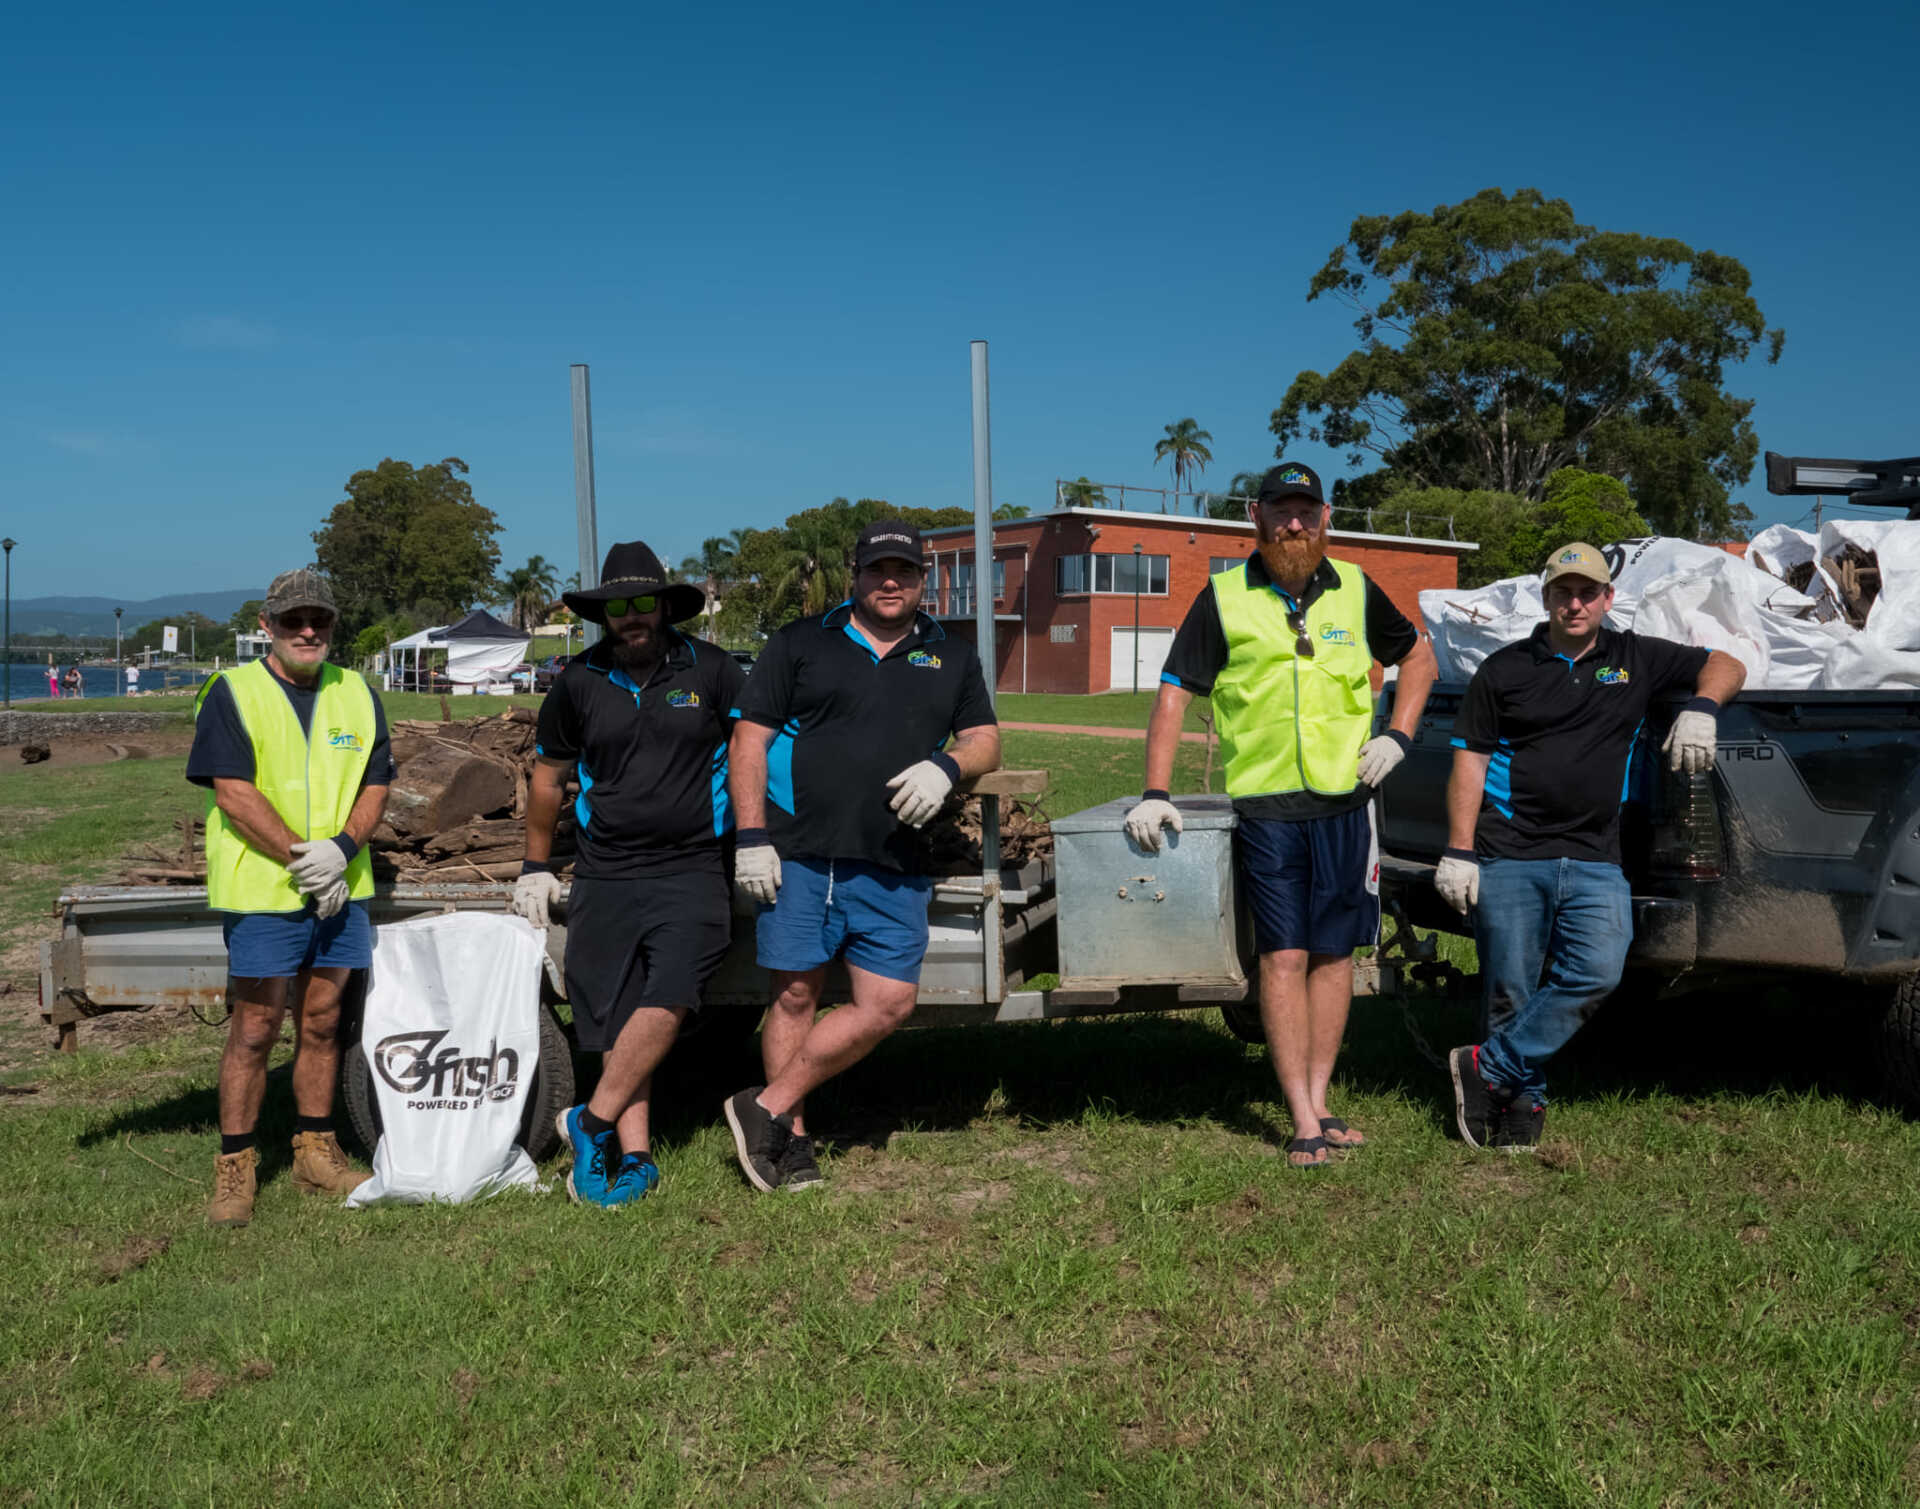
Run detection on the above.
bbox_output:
[1161,553,1420,821]
[1451,623,1709,865]
[737,604,997,873]
[534,632,745,879]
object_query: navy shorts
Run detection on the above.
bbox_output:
[756,857,934,984]
[563,869,733,1051]
[1236,807,1379,956]
[222,901,373,978]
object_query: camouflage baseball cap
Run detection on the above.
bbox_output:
[263,567,338,618]
[1540,542,1611,588]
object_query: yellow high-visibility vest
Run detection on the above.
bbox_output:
[1210,559,1373,800]
[195,659,376,912]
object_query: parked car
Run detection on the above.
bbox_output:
[729,650,755,675]
[532,655,572,692]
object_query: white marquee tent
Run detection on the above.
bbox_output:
[387,610,530,694]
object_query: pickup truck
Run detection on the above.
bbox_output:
[1373,680,1920,1103]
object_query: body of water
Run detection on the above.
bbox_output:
[3,663,212,703]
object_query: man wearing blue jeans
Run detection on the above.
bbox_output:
[1436,542,1747,1149]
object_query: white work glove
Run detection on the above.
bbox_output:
[735,839,782,906]
[886,757,957,829]
[1435,850,1480,915]
[1663,706,1719,775]
[312,876,350,920]
[287,838,350,896]
[1125,795,1183,854]
[1356,731,1411,788]
[512,868,564,927]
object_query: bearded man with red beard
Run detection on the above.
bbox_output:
[1129,463,1438,1168]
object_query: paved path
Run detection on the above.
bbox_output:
[1000,720,1211,745]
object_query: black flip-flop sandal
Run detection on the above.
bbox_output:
[1320,1118,1365,1148]
[1285,1135,1330,1169]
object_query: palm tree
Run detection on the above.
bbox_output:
[679,535,739,637]
[500,554,561,632]
[1153,419,1214,512]
[1202,468,1268,520]
[992,503,1030,520]
[774,515,851,617]
[1057,477,1109,509]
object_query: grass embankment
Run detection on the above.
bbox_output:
[2,745,1918,1504]
[997,690,1210,733]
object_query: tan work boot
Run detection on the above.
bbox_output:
[207,1147,258,1227]
[290,1131,372,1198]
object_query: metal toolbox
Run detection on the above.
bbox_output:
[1050,795,1244,990]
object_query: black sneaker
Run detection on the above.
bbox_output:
[1448,1045,1511,1150]
[1494,1100,1545,1152]
[778,1133,824,1192]
[722,1087,792,1193]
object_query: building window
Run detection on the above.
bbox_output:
[947,559,1007,614]
[1055,552,1169,596]
[1049,624,1077,644]
[1209,555,1248,576]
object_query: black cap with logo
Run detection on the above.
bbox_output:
[853,520,926,572]
[1256,462,1325,505]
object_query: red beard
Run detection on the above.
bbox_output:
[1259,534,1326,584]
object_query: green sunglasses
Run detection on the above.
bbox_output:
[603,595,659,618]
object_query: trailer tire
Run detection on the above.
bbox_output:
[1878,972,1920,1108]
[1220,1000,1266,1045]
[342,1004,576,1164]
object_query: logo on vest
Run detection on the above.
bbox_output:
[372,1029,521,1111]
[327,727,365,751]
[908,650,942,669]
[1318,625,1357,645]
[1594,667,1631,685]
[665,689,702,709]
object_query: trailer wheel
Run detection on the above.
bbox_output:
[1878,973,1920,1107]
[1220,1000,1266,1045]
[343,1004,576,1163]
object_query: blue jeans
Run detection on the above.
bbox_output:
[1473,858,1632,1104]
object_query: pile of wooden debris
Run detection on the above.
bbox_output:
[1822,543,1882,628]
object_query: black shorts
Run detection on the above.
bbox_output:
[1235,806,1379,956]
[563,869,733,1052]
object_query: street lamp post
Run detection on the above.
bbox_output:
[1131,541,1144,695]
[114,607,124,684]
[2,538,15,710]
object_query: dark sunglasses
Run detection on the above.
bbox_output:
[274,612,334,633]
[1286,609,1315,658]
[603,595,658,618]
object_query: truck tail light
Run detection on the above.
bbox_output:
[1650,767,1725,881]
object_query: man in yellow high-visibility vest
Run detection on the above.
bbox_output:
[187,568,394,1227]
[1129,464,1438,1167]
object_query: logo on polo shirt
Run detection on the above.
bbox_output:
[1318,625,1356,645]
[908,650,942,669]
[665,690,702,709]
[1594,667,1631,685]
[327,727,365,750]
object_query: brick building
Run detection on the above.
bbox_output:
[919,508,1476,695]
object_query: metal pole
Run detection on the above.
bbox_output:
[114,607,122,677]
[968,340,1001,890]
[1131,541,1143,694]
[570,364,602,649]
[2,539,13,709]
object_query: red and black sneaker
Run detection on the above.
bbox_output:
[1493,1100,1546,1152]
[1447,1045,1511,1150]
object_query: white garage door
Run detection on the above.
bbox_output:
[1110,627,1174,693]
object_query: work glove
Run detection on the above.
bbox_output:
[1663,705,1719,775]
[512,868,564,928]
[735,834,782,906]
[1124,794,1182,854]
[287,837,351,896]
[312,876,351,920]
[1435,849,1480,915]
[886,755,958,829]
[1356,730,1412,788]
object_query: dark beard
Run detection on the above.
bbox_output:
[1258,535,1326,585]
[610,632,661,672]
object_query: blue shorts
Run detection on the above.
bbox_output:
[756,857,934,984]
[1236,807,1378,956]
[222,901,373,979]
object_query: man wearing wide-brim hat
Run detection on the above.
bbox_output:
[515,541,746,1207]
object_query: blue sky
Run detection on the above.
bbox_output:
[4,0,1916,600]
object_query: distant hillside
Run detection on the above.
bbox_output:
[9,590,268,638]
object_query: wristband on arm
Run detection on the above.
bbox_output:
[1381,729,1412,753]
[735,827,772,849]
[329,833,360,863]
[1682,696,1720,715]
[519,858,552,876]
[1142,789,1171,803]
[928,751,961,783]
[1442,847,1478,863]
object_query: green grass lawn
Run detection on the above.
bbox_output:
[996,690,1211,733]
[3,745,1918,1504]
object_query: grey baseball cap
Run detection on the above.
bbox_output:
[263,567,338,618]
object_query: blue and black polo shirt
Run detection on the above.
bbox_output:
[534,632,745,879]
[736,603,997,873]
[1451,622,1709,866]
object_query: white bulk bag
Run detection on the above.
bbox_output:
[1420,575,1546,681]
[346,911,545,1207]
[1817,520,1920,690]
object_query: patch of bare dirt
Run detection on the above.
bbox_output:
[989,1140,1099,1187]
[944,1181,1011,1215]
[10,730,195,770]
[97,1234,170,1284]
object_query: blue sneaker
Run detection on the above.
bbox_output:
[605,1152,660,1206]
[556,1105,616,1205]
